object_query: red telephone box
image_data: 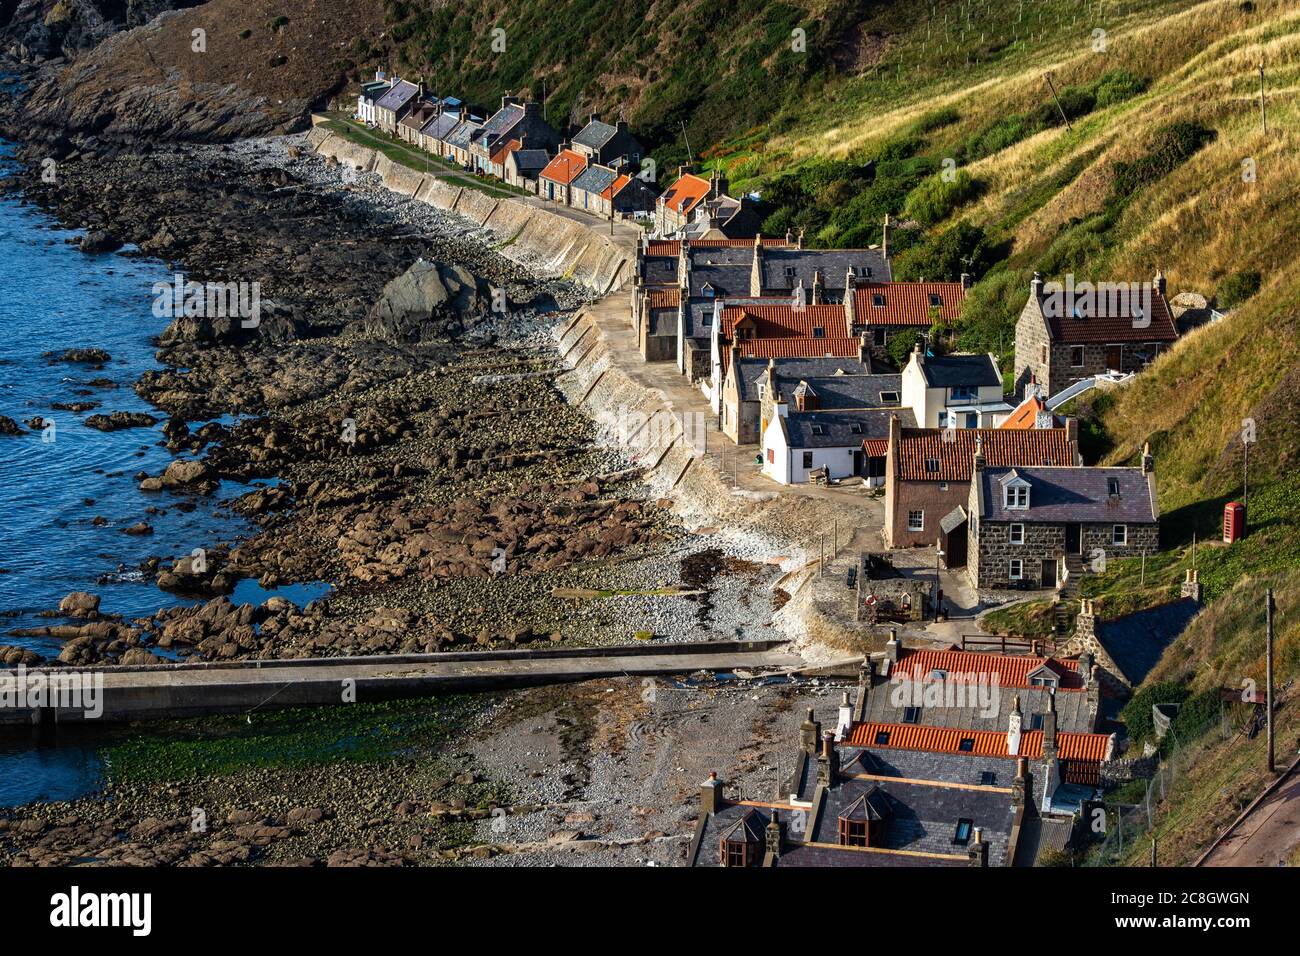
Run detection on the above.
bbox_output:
[1224,502,1246,543]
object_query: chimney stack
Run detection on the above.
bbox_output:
[835,691,853,740]
[1078,651,1094,688]
[1042,689,1058,761]
[1181,568,1202,603]
[1011,757,1028,807]
[973,432,985,472]
[1141,441,1155,474]
[967,828,989,866]
[885,628,902,663]
[700,772,724,815]
[855,659,874,722]
[766,811,783,859]
[817,731,840,786]
[882,213,892,260]
[960,272,972,291]
[1006,693,1023,756]
[1031,271,1043,299]
[800,708,821,756]
[796,228,805,250]
[858,333,871,366]
[1153,269,1166,298]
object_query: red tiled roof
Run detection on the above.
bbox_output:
[999,394,1059,430]
[721,303,848,338]
[539,149,587,186]
[893,427,1073,482]
[490,137,521,166]
[845,722,1111,763]
[657,173,711,216]
[646,288,680,309]
[863,438,889,457]
[646,237,788,257]
[854,282,966,327]
[736,337,863,360]
[893,648,1083,690]
[1038,284,1178,343]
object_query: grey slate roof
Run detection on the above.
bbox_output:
[978,466,1157,523]
[781,408,914,448]
[761,249,892,291]
[375,80,419,113]
[774,372,902,410]
[570,164,618,195]
[1096,598,1201,685]
[918,353,1001,389]
[508,149,550,173]
[446,118,483,150]
[641,255,677,288]
[573,118,619,150]
[861,677,1096,734]
[421,111,462,141]
[688,262,750,299]
[735,356,874,402]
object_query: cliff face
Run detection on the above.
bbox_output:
[5,0,386,142]
[2,0,204,62]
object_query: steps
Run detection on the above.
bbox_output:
[1053,554,1085,633]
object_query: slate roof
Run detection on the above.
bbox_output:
[573,118,619,150]
[359,80,390,102]
[640,254,677,288]
[894,427,1074,482]
[780,408,913,449]
[977,466,1158,524]
[733,358,886,403]
[1035,281,1178,343]
[761,248,892,290]
[570,164,619,195]
[772,372,902,410]
[1095,598,1201,685]
[854,281,965,325]
[375,79,419,113]
[916,352,1001,389]
[539,148,587,186]
[507,148,550,173]
[688,262,750,299]
[421,111,462,140]
[446,118,483,150]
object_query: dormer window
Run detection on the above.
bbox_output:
[924,457,940,474]
[813,327,825,338]
[872,294,886,308]
[1002,476,1030,510]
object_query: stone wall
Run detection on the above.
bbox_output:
[973,521,1158,589]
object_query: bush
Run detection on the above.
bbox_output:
[911,106,960,135]
[887,330,922,368]
[1111,121,1216,202]
[1119,681,1189,743]
[893,220,992,282]
[1217,270,1261,308]
[1093,70,1149,108]
[269,15,289,30]
[903,169,981,226]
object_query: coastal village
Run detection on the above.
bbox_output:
[335,73,1231,868]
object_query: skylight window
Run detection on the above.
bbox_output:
[872,294,886,308]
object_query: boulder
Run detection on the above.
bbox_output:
[362,258,490,344]
[58,591,100,618]
[162,459,212,486]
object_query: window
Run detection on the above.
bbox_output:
[1070,346,1085,367]
[1009,558,1024,580]
[958,737,975,752]
[757,384,766,399]
[872,294,886,308]
[902,706,920,724]
[1113,524,1128,546]
[924,457,940,474]
[1005,485,1029,509]
[850,423,863,435]
[951,386,976,402]
[908,510,924,532]
[722,840,751,867]
[953,819,974,845]
[839,818,869,848]
[879,391,900,406]
[767,447,774,464]
[1107,477,1120,496]
[813,327,825,338]
[802,452,814,469]
[811,424,826,436]
[873,329,887,347]
[1030,676,1057,688]
[929,669,949,680]
[979,771,997,786]
[1010,523,1025,544]
[874,730,890,745]
[939,482,949,492]
[1029,713,1045,730]
[1041,344,1048,364]
[928,293,943,308]
[785,266,797,278]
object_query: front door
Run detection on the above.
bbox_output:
[1065,523,1082,554]
[1106,345,1122,371]
[1041,559,1057,588]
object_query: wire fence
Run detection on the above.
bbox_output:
[1087,703,1256,866]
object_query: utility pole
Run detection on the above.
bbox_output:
[1243,438,1250,532]
[1150,836,1157,867]
[1266,587,1275,772]
[1259,62,1268,135]
[1044,72,1073,130]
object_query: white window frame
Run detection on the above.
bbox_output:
[1004,485,1029,509]
[1009,523,1025,545]
[908,510,925,532]
[1112,524,1128,546]
[1008,558,1024,580]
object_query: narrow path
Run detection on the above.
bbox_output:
[1201,757,1300,867]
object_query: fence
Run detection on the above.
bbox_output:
[1087,704,1250,866]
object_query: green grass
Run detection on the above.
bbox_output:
[104,697,482,783]
[321,118,524,199]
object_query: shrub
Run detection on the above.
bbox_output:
[1093,70,1149,108]
[1217,270,1261,308]
[1111,121,1215,202]
[893,220,992,282]
[269,15,289,30]
[903,169,981,226]
[911,106,960,135]
[1119,681,1189,742]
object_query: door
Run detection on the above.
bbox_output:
[1065,523,1082,554]
[1106,345,1122,371]
[853,450,865,475]
[1041,559,1057,588]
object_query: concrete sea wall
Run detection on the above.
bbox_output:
[307,127,635,295]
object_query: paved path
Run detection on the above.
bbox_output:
[2,642,801,725]
[1202,758,1300,867]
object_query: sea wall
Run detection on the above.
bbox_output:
[307,127,635,295]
